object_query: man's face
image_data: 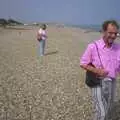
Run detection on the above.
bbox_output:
[103,24,119,44]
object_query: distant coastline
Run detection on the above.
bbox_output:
[0,18,119,33]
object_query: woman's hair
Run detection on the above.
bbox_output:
[41,24,47,29]
[102,20,119,31]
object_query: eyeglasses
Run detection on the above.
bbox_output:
[108,32,118,36]
[117,33,120,37]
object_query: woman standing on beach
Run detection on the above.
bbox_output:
[37,24,47,56]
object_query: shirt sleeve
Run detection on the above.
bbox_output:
[80,43,93,65]
[38,29,42,34]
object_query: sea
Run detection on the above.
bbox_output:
[67,24,102,32]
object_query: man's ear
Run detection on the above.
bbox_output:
[102,31,106,36]
[101,29,105,33]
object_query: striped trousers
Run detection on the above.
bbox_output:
[92,77,116,120]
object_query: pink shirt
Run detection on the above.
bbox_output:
[80,38,120,79]
[38,28,47,40]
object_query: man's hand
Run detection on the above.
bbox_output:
[80,64,108,77]
[96,68,109,77]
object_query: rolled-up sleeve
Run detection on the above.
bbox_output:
[80,44,93,66]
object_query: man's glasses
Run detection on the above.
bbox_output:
[108,32,119,36]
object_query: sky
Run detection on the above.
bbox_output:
[0,0,120,25]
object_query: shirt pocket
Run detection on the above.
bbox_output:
[92,55,102,68]
[109,56,118,70]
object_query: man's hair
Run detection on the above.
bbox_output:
[102,20,119,31]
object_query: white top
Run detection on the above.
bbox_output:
[38,28,47,40]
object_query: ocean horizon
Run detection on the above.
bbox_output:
[66,24,102,32]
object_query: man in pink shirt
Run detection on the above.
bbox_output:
[80,20,120,120]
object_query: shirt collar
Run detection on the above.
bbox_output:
[100,38,115,49]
